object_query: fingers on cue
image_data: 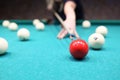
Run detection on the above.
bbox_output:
[74,31,80,39]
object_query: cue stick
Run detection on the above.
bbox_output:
[53,10,75,40]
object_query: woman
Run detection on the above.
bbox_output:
[46,0,84,39]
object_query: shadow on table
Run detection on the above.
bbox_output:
[0,52,11,57]
[69,56,90,62]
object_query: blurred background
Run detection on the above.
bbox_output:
[0,0,120,20]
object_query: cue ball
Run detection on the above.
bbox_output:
[69,39,89,59]
[95,25,108,37]
[88,33,105,49]
[0,37,8,55]
[35,22,45,30]
[82,20,91,28]
[33,19,41,26]
[8,22,18,31]
[17,28,30,41]
[2,20,10,27]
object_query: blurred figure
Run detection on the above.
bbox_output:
[46,0,84,39]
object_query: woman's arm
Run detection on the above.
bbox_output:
[64,1,80,38]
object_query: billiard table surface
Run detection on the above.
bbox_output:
[0,20,120,80]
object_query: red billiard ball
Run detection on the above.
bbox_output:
[69,39,89,59]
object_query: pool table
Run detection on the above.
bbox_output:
[0,20,120,80]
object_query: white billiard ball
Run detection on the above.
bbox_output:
[35,22,45,30]
[82,20,91,28]
[0,37,8,55]
[88,33,105,49]
[2,20,10,27]
[8,22,18,31]
[17,28,30,41]
[33,19,41,26]
[95,25,108,37]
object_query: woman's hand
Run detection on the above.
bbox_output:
[57,19,79,39]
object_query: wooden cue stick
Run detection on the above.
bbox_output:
[53,11,74,36]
